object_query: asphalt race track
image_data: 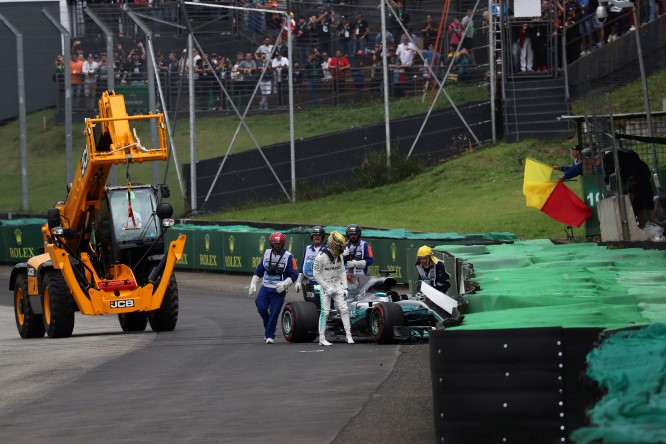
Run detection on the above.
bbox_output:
[0,266,434,444]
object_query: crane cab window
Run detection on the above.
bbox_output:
[109,189,159,242]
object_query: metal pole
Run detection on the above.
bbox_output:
[84,7,114,92]
[631,3,659,189]
[84,7,117,185]
[42,8,73,185]
[188,33,197,213]
[123,6,159,185]
[489,0,496,144]
[608,107,630,240]
[0,14,28,210]
[287,11,296,202]
[380,0,391,169]
[145,37,187,199]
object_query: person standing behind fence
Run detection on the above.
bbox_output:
[70,53,84,111]
[271,52,289,107]
[421,14,438,48]
[167,51,180,111]
[353,12,370,61]
[82,54,99,112]
[257,52,273,110]
[461,9,476,65]
[248,232,298,344]
[448,16,463,55]
[328,50,350,105]
[337,15,354,58]
[239,52,257,106]
[316,9,335,55]
[304,49,323,104]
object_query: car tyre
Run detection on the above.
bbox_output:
[370,302,405,344]
[282,301,318,343]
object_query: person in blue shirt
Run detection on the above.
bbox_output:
[248,232,298,344]
[344,224,374,277]
[295,226,326,299]
[553,144,583,181]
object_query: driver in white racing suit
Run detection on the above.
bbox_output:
[313,231,354,346]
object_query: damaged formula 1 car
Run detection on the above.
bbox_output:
[281,268,474,344]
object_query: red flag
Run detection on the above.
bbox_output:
[540,182,592,227]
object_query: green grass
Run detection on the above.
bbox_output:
[1,67,663,239]
[202,139,574,239]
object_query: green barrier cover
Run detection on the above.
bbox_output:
[0,219,46,263]
[451,239,666,330]
[570,323,666,444]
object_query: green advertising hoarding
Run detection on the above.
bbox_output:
[114,84,149,113]
[165,224,197,270]
[0,219,46,263]
[363,238,419,281]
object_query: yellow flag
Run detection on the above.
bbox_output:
[523,158,557,209]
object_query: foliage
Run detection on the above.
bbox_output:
[353,149,425,189]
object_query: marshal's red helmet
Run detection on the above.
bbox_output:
[269,232,286,249]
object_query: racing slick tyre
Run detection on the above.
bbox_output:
[282,301,318,343]
[42,270,76,338]
[14,273,45,338]
[118,312,148,332]
[148,275,178,332]
[370,302,406,344]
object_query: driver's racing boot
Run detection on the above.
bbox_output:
[319,333,332,346]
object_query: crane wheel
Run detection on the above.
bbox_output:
[14,273,46,338]
[118,312,148,332]
[42,271,75,338]
[148,275,178,332]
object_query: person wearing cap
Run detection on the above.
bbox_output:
[82,53,99,112]
[553,145,583,181]
[353,12,370,60]
[344,224,374,277]
[315,9,335,55]
[337,15,354,57]
[415,246,450,294]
